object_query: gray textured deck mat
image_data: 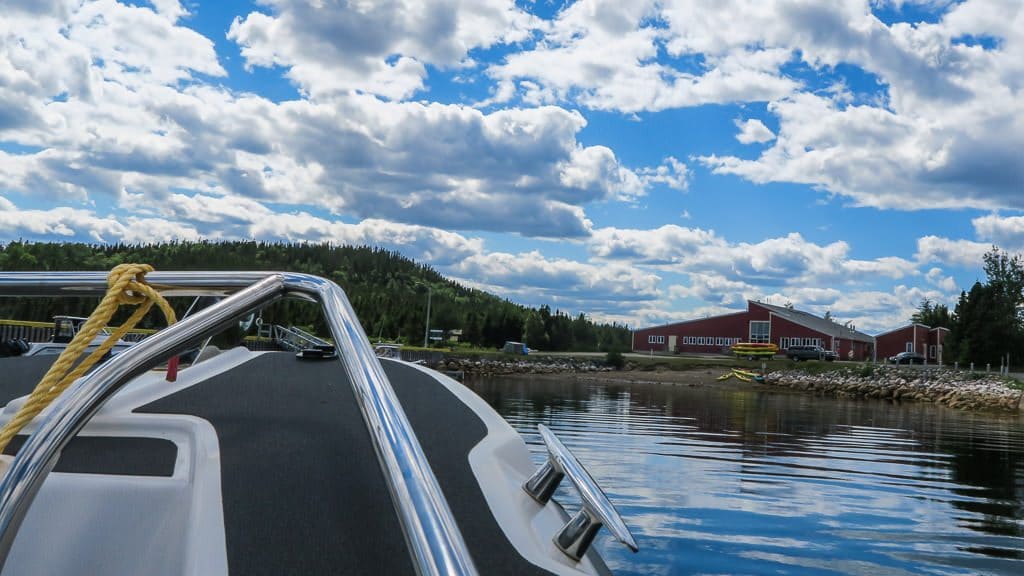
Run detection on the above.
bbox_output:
[136,353,556,576]
[2,435,176,476]
[0,355,177,477]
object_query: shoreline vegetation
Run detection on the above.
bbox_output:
[436,354,1024,413]
[0,241,633,353]
[4,241,1021,412]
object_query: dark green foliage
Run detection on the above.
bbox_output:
[523,310,547,349]
[605,349,625,370]
[858,363,874,378]
[910,299,952,328]
[0,240,631,352]
[945,247,1024,366]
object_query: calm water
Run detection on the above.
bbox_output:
[465,376,1024,576]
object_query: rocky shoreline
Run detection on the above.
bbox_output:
[765,365,1024,412]
[430,355,612,376]
[430,355,1024,413]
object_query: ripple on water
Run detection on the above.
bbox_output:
[467,376,1024,576]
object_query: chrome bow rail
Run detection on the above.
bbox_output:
[524,424,638,561]
[0,272,478,576]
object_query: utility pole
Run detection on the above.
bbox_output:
[423,286,432,348]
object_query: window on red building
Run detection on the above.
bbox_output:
[749,321,770,343]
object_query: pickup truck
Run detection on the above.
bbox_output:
[787,345,837,361]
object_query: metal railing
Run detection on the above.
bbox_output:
[268,324,332,352]
[0,324,52,343]
[0,272,478,576]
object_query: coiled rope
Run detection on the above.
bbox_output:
[0,264,176,454]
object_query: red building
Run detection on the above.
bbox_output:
[632,301,875,360]
[874,324,949,363]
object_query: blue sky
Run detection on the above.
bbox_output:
[2,0,1023,333]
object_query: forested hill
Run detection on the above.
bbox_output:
[0,241,631,352]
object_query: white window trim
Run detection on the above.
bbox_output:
[749,320,770,344]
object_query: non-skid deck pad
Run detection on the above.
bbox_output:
[0,356,177,477]
[383,360,556,576]
[137,353,414,575]
[137,353,554,575]
[2,435,177,477]
[1,353,558,574]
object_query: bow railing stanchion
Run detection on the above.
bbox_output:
[298,276,479,576]
[0,271,478,576]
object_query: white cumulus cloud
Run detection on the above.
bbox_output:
[734,118,775,144]
[228,0,538,101]
[0,2,660,239]
[972,214,1024,251]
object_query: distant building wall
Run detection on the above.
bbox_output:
[875,326,914,359]
[928,327,949,363]
[632,311,751,353]
[766,315,829,350]
[631,302,867,356]
[872,323,937,358]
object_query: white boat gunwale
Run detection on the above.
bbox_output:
[0,271,476,576]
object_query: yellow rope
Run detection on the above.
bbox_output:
[0,264,176,453]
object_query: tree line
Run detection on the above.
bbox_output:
[912,247,1024,366]
[0,241,632,352]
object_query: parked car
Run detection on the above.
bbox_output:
[888,351,925,364]
[787,345,837,361]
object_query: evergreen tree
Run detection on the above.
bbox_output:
[910,299,952,328]
[523,311,547,349]
[571,313,596,351]
[945,248,1024,366]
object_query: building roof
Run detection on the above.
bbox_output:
[754,301,875,343]
[873,323,930,338]
[874,324,951,338]
[631,310,748,331]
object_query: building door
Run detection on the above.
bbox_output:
[668,335,677,352]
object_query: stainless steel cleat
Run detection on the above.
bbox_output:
[523,423,639,561]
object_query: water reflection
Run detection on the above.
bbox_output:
[466,376,1024,575]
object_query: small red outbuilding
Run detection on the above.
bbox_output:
[874,324,948,363]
